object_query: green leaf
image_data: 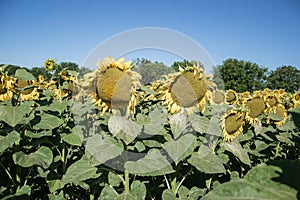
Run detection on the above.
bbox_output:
[269,113,284,121]
[130,180,147,200]
[108,116,141,145]
[125,149,175,176]
[115,193,137,200]
[169,111,188,139]
[33,113,64,130]
[141,108,168,135]
[0,104,30,127]
[207,116,222,136]
[108,172,122,187]
[85,134,124,165]
[100,185,118,200]
[2,185,31,200]
[224,142,251,165]
[187,187,206,199]
[188,152,226,174]
[61,156,101,185]
[13,146,53,169]
[14,69,36,81]
[202,160,300,200]
[164,134,196,165]
[61,126,83,146]
[40,100,71,114]
[48,180,65,193]
[189,114,210,134]
[0,131,20,153]
[25,130,52,138]
[162,189,176,200]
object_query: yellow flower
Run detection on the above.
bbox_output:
[292,91,300,107]
[266,104,288,127]
[225,89,238,105]
[159,64,214,114]
[243,94,266,125]
[16,79,39,101]
[44,59,57,70]
[79,57,141,115]
[221,110,245,142]
[212,89,225,105]
[264,92,280,108]
[0,75,14,101]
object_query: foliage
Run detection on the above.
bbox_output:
[214,58,268,92]
[134,61,174,85]
[0,59,299,199]
[171,59,196,72]
[267,65,300,93]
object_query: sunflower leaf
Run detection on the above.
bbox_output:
[224,142,251,165]
[0,104,30,127]
[14,69,36,81]
[169,111,188,139]
[33,113,64,130]
[0,131,20,153]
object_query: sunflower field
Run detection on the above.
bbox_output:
[0,57,299,200]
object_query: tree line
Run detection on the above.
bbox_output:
[1,58,299,93]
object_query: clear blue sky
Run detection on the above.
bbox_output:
[1,0,300,70]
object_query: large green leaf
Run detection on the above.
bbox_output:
[33,113,64,130]
[85,134,124,165]
[108,116,141,145]
[2,185,31,200]
[202,160,300,200]
[138,108,168,135]
[189,114,210,134]
[169,111,188,139]
[188,151,226,174]
[14,69,36,81]
[0,131,20,153]
[61,126,83,146]
[125,149,175,176]
[162,189,176,200]
[164,133,196,165]
[0,104,30,127]
[62,156,101,184]
[207,116,222,137]
[99,185,118,200]
[224,142,251,165]
[13,146,53,169]
[130,180,147,200]
[25,130,52,138]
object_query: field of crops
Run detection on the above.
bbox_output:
[0,57,299,199]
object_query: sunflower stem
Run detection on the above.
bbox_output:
[124,170,130,194]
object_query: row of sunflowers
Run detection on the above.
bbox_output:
[1,57,300,143]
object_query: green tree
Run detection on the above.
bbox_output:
[214,58,268,92]
[266,65,300,93]
[30,67,52,80]
[134,61,174,85]
[171,59,196,71]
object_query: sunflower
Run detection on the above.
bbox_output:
[15,79,39,101]
[80,57,141,115]
[266,104,288,126]
[212,89,225,105]
[44,59,57,71]
[225,89,238,105]
[0,76,14,101]
[243,94,266,125]
[264,92,280,109]
[221,110,245,142]
[237,91,251,105]
[292,91,300,107]
[159,64,214,114]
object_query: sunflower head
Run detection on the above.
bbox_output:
[266,104,288,126]
[243,94,266,125]
[15,79,39,101]
[160,64,214,114]
[264,92,279,108]
[221,110,245,142]
[44,59,57,71]
[292,91,300,107]
[226,89,238,105]
[212,89,225,104]
[80,57,141,115]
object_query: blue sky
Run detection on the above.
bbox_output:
[1,0,299,70]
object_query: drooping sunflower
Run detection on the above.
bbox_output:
[292,91,300,107]
[225,89,238,105]
[0,75,14,101]
[221,110,245,142]
[264,92,280,109]
[266,104,288,126]
[15,79,39,101]
[237,91,251,105]
[80,57,141,115]
[212,89,225,105]
[243,94,266,125]
[159,64,214,114]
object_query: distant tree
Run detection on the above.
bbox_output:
[171,59,196,71]
[266,65,300,93]
[214,58,268,92]
[0,64,21,76]
[134,62,174,85]
[59,62,80,71]
[30,67,52,80]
